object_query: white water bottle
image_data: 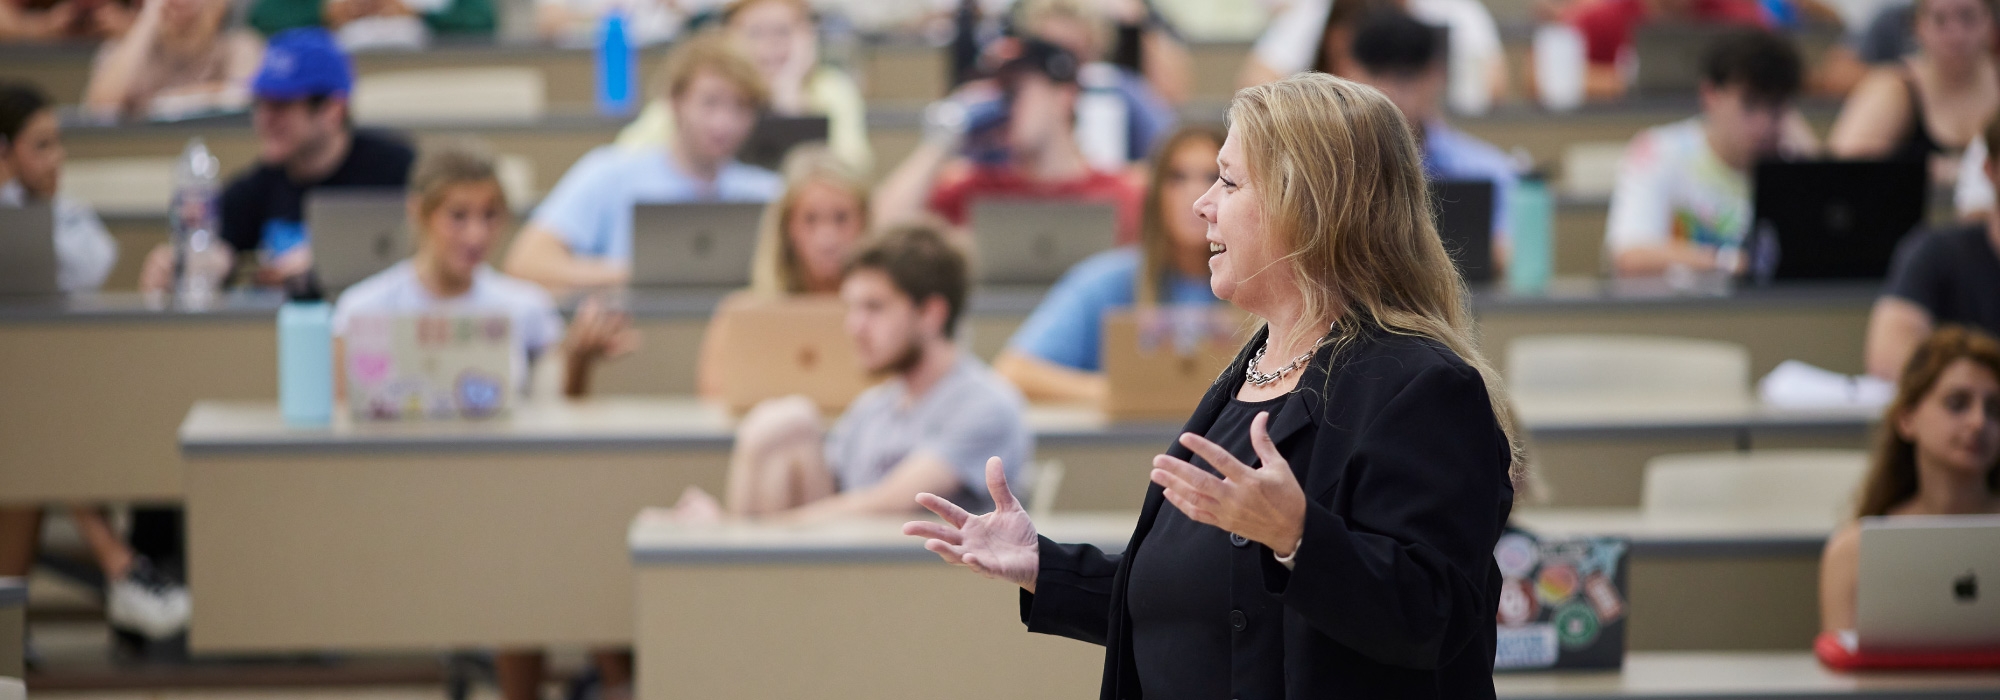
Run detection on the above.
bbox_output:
[1075,62,1129,171]
[170,138,223,309]
[1533,24,1586,113]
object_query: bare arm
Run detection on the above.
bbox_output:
[1139,26,1193,106]
[1829,69,1913,159]
[1819,523,1862,632]
[993,350,1107,404]
[81,0,165,117]
[1236,57,1284,90]
[1610,242,1727,277]
[501,224,628,293]
[870,141,956,229]
[1864,296,1934,380]
[778,453,962,523]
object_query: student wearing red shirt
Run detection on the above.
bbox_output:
[874,38,1143,245]
[1559,0,1772,100]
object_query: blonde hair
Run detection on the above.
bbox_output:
[1136,124,1226,307]
[1229,72,1525,481]
[655,31,771,109]
[1016,0,1114,59]
[748,146,872,296]
[408,137,507,226]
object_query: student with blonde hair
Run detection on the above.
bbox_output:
[505,31,782,292]
[695,147,870,398]
[908,72,1521,697]
[1821,325,2000,633]
[334,138,639,700]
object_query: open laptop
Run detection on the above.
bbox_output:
[629,203,763,288]
[1854,515,2000,652]
[1431,180,1496,284]
[307,189,410,295]
[1748,160,1927,282]
[342,312,515,421]
[737,115,831,171]
[1493,531,1630,671]
[971,200,1118,285]
[1101,308,1248,420]
[0,205,59,297]
[707,295,872,413]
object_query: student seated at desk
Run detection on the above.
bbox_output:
[872,38,1143,243]
[616,0,871,173]
[0,0,134,41]
[503,32,782,293]
[1820,325,2000,631]
[1867,119,2000,379]
[694,147,869,399]
[1828,0,1998,185]
[0,80,195,646]
[80,0,262,122]
[675,223,1034,520]
[247,0,496,48]
[993,124,1221,404]
[137,28,415,294]
[1011,0,1180,164]
[329,139,637,700]
[1604,28,1814,278]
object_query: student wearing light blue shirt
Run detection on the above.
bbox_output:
[503,33,782,291]
[994,125,1226,403]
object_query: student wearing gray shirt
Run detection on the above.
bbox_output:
[674,223,1034,521]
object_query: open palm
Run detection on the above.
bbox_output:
[903,457,1042,592]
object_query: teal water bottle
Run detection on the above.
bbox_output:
[278,299,334,427]
[1507,177,1555,295]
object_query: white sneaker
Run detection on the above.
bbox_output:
[106,558,190,640]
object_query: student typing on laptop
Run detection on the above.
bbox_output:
[1821,325,2000,632]
[0,80,198,649]
[872,39,1143,244]
[673,224,1034,521]
[694,147,870,400]
[137,29,416,295]
[502,33,782,293]
[1603,28,1816,278]
[329,140,637,700]
[993,125,1221,404]
[1866,119,2000,380]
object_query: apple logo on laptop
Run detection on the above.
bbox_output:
[1954,571,1979,604]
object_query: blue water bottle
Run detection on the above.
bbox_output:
[278,298,334,427]
[1506,176,1555,295]
[596,11,636,117]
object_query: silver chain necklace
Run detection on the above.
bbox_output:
[1244,331,1332,388]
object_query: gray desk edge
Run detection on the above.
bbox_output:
[632,539,1128,566]
[179,433,733,457]
[0,577,23,607]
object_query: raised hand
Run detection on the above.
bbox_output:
[903,457,1041,592]
[1150,411,1308,557]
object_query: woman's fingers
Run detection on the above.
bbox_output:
[901,520,964,546]
[1247,412,1288,474]
[923,538,969,565]
[1151,454,1224,496]
[983,457,1019,511]
[915,492,973,528]
[1181,430,1258,480]
[1161,488,1215,525]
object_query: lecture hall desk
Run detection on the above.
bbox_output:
[626,515,1998,700]
[0,577,23,680]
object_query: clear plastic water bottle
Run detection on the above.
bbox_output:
[170,137,223,310]
[1075,62,1129,171]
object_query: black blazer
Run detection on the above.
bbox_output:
[1020,323,1515,699]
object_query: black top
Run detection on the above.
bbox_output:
[1889,70,1949,163]
[1127,395,1287,700]
[1885,223,2000,338]
[219,129,415,254]
[1022,325,1515,700]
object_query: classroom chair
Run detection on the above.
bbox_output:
[58,157,175,216]
[1506,334,1752,401]
[1640,449,1869,521]
[1558,141,1625,199]
[1026,459,1065,521]
[352,67,547,125]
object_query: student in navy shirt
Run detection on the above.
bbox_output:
[995,125,1225,403]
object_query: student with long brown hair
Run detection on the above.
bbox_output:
[1821,325,2000,632]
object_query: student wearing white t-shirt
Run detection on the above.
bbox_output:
[1605,29,1817,277]
[334,140,639,700]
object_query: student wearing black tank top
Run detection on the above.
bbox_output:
[1831,0,1999,182]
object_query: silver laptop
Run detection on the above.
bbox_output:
[629,203,762,288]
[0,205,60,297]
[307,189,409,295]
[970,200,1117,284]
[1855,515,2000,652]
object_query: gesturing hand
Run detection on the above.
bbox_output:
[903,457,1041,593]
[1151,411,1308,557]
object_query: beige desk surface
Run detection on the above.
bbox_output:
[1511,508,1834,557]
[1494,651,2000,698]
[628,512,1136,566]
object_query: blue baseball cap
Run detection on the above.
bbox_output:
[252,28,354,100]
